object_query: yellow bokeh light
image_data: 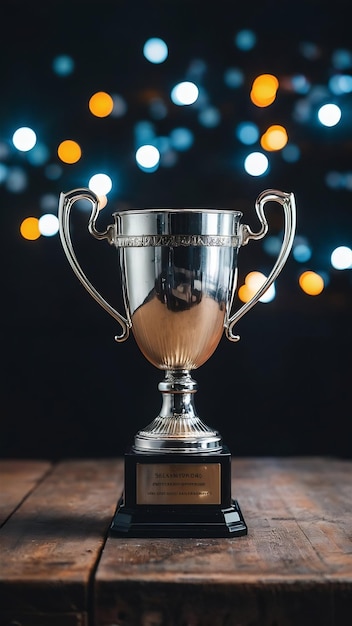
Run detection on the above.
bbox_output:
[20,217,41,240]
[260,125,288,151]
[238,271,267,302]
[252,73,279,93]
[88,91,114,118]
[246,271,266,290]
[57,140,82,164]
[250,90,276,107]
[250,73,279,107]
[299,271,324,296]
[238,284,253,303]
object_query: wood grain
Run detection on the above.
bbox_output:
[94,457,352,626]
[0,459,52,527]
[0,458,123,626]
[1,457,351,626]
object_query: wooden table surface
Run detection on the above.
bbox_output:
[0,457,351,626]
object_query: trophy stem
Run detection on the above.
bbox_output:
[133,369,223,453]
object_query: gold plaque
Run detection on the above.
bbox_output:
[136,463,221,505]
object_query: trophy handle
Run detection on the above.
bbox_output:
[58,188,130,342]
[225,189,296,342]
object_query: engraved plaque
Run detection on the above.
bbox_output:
[136,463,221,505]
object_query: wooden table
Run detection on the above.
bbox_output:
[0,457,351,626]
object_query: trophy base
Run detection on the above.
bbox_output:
[111,496,247,538]
[110,448,248,538]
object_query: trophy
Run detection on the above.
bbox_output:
[58,188,296,537]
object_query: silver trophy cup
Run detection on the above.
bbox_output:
[58,188,296,537]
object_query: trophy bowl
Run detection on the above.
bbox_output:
[58,189,296,537]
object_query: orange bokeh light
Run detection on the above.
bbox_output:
[57,139,82,164]
[238,271,267,302]
[250,73,279,107]
[88,91,114,118]
[260,125,288,151]
[299,271,324,295]
[20,217,41,240]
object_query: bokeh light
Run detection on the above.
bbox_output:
[318,103,342,127]
[52,54,75,76]
[170,81,199,105]
[331,246,352,269]
[136,144,160,170]
[38,214,59,237]
[262,235,281,257]
[238,271,275,303]
[260,125,288,151]
[331,48,352,70]
[57,140,82,164]
[250,74,279,107]
[88,91,114,117]
[198,106,221,128]
[299,270,325,295]
[97,195,108,210]
[236,121,259,145]
[111,94,128,117]
[234,29,257,51]
[244,152,269,176]
[143,38,168,64]
[12,127,37,152]
[329,74,352,95]
[6,167,28,193]
[20,217,40,240]
[88,173,113,195]
[293,239,312,263]
[223,67,244,88]
[169,128,194,151]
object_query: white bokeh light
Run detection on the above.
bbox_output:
[331,246,352,269]
[136,144,160,169]
[244,152,269,176]
[318,103,342,127]
[170,81,199,105]
[12,127,37,152]
[88,173,113,195]
[38,214,59,237]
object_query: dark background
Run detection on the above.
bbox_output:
[1,0,351,460]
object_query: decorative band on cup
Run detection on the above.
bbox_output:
[115,234,241,247]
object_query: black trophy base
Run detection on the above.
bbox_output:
[110,447,248,538]
[111,496,247,538]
